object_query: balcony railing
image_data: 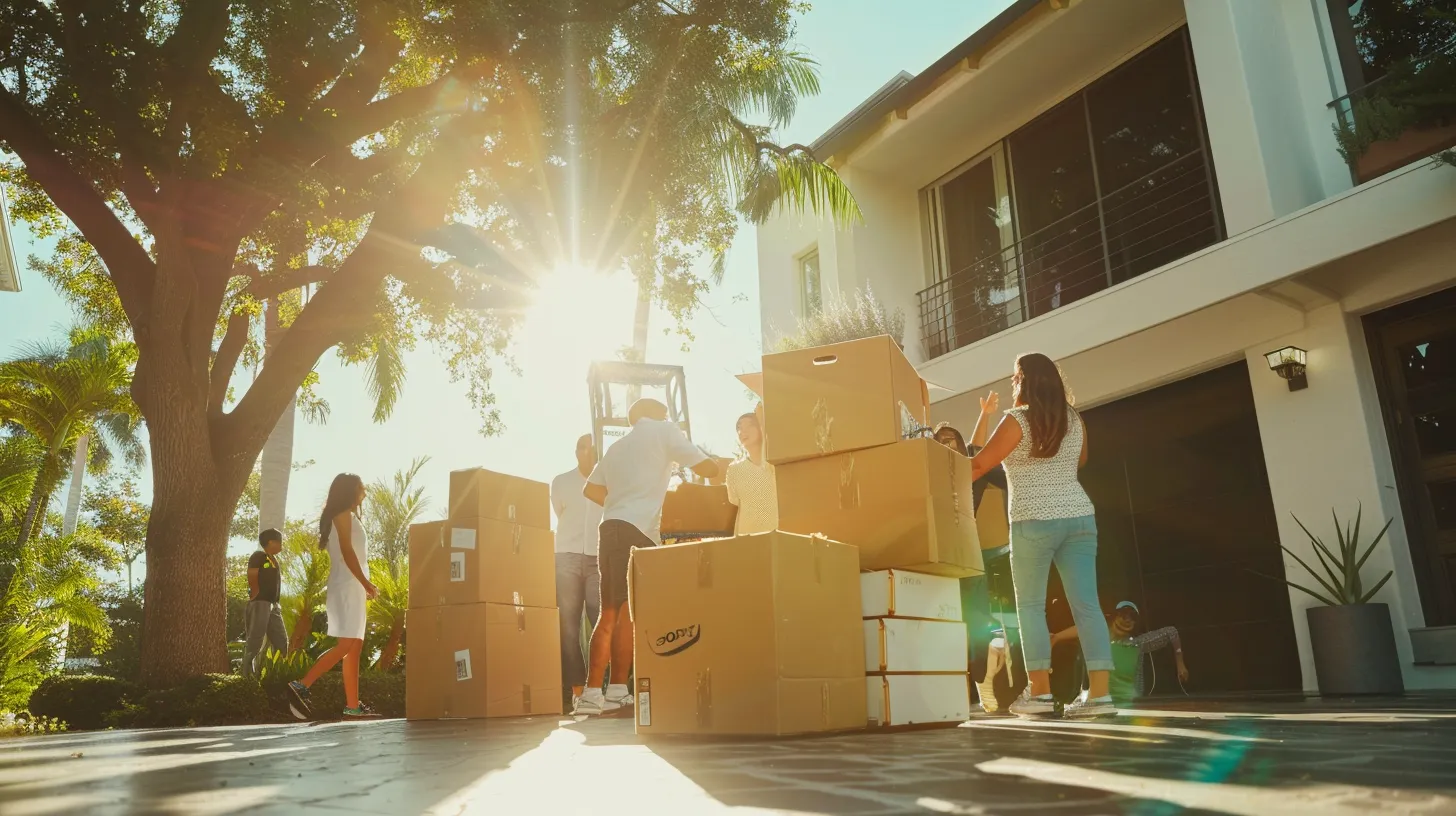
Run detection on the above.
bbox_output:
[917,148,1222,360]
[1331,38,1456,184]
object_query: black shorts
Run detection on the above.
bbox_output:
[598,519,654,610]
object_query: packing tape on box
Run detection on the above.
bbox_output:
[820,682,831,727]
[522,684,532,713]
[838,455,860,510]
[949,452,963,523]
[812,397,835,455]
[516,604,526,632]
[697,546,713,589]
[511,524,522,554]
[695,668,712,729]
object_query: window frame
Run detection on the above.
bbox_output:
[796,246,823,316]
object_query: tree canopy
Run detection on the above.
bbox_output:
[0,0,855,685]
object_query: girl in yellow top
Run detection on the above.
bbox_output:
[725,409,777,535]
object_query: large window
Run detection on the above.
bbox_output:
[799,249,822,315]
[919,28,1222,359]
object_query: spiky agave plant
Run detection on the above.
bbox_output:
[1261,506,1395,606]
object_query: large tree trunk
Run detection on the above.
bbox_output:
[139,438,239,687]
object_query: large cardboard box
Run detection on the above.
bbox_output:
[776,437,984,577]
[630,532,867,736]
[864,617,968,673]
[448,468,550,528]
[762,335,928,465]
[408,519,556,609]
[861,570,962,621]
[406,603,562,720]
[660,482,737,539]
[867,674,971,727]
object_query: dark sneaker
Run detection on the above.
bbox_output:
[287,681,312,721]
[1064,693,1117,720]
[342,702,382,720]
[1008,689,1057,718]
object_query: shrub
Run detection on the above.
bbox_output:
[119,674,274,728]
[27,674,138,731]
[0,712,68,737]
[308,671,406,719]
[774,285,906,352]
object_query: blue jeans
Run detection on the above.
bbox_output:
[556,553,601,692]
[1010,516,1113,673]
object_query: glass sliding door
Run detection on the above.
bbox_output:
[1008,95,1106,318]
[925,147,1018,352]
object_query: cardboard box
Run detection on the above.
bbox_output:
[448,468,550,528]
[867,674,971,727]
[405,603,562,720]
[864,617,968,673]
[861,570,962,621]
[776,438,984,577]
[630,531,867,736]
[761,335,929,465]
[660,482,738,539]
[408,519,556,610]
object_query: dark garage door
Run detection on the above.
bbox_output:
[1075,363,1302,695]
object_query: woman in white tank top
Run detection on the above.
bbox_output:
[285,473,381,721]
[969,353,1115,720]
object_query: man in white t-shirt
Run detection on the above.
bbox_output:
[552,433,604,712]
[574,399,720,715]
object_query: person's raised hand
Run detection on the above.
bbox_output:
[980,391,1000,416]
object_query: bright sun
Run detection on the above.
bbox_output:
[512,262,637,401]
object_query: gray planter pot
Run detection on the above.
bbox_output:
[1307,603,1404,696]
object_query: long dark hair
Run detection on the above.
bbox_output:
[319,473,365,550]
[933,423,969,456]
[1012,353,1070,459]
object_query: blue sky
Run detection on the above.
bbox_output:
[0,1,1012,570]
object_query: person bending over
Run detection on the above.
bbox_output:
[1051,601,1189,702]
[575,399,721,715]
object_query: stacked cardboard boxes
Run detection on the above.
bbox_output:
[405,468,563,720]
[631,532,868,736]
[861,569,972,726]
[764,335,984,578]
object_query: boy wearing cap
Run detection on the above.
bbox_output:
[1050,601,1189,702]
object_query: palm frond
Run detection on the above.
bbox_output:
[365,334,407,424]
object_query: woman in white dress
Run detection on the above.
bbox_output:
[287,473,379,720]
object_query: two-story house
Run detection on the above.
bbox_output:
[757,0,1456,694]
[0,183,19,293]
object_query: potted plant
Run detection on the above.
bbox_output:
[1263,507,1404,696]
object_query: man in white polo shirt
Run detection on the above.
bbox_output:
[552,433,603,712]
[575,398,720,715]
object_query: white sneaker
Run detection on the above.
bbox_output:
[1008,689,1056,718]
[1064,692,1117,719]
[572,689,621,716]
[605,684,633,707]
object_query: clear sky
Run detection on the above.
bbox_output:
[0,1,1013,573]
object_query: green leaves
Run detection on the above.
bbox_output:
[1258,505,1396,606]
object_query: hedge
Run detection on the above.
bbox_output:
[28,675,139,731]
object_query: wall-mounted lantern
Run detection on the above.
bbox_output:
[1265,346,1308,391]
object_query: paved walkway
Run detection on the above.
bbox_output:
[3,697,1456,815]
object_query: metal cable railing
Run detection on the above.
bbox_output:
[918,149,1220,359]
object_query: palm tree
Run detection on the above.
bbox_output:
[279,521,329,652]
[622,46,861,364]
[0,525,110,711]
[0,331,143,571]
[363,457,431,576]
[367,557,409,671]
